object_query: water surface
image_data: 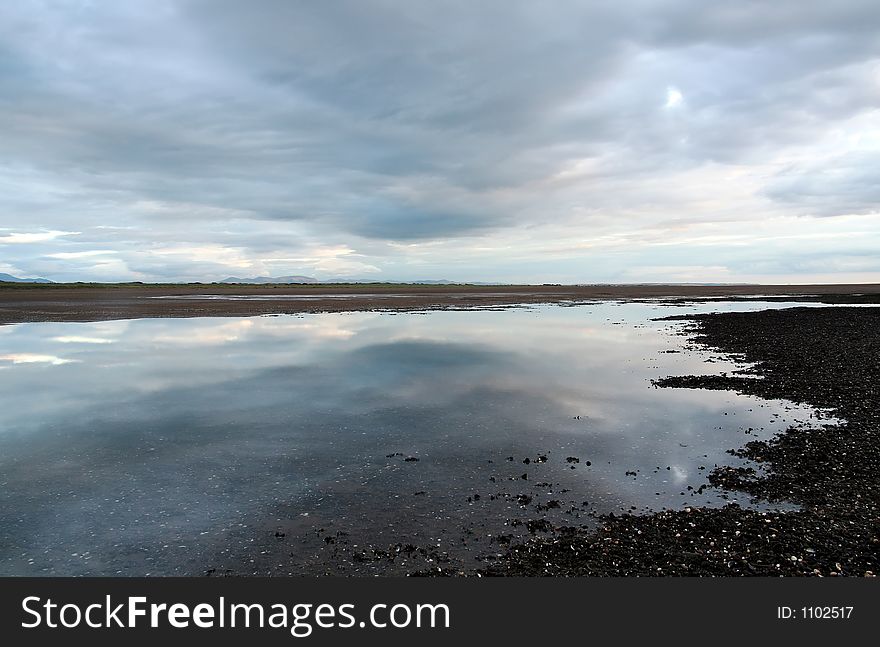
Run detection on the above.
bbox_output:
[0,301,832,574]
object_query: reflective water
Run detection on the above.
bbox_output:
[0,302,833,575]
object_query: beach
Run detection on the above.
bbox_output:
[2,282,880,324]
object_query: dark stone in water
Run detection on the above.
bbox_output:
[526,519,553,533]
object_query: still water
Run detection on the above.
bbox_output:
[0,301,831,575]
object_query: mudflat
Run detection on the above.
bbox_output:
[2,282,880,324]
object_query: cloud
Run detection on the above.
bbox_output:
[0,230,80,244]
[52,336,116,344]
[0,1,878,282]
[764,150,880,217]
[0,353,78,366]
[45,250,118,259]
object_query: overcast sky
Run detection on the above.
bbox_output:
[1,1,879,283]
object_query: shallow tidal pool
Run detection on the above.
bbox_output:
[0,301,833,575]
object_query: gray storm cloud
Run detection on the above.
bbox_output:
[0,0,878,282]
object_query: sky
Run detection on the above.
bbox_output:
[1,0,879,284]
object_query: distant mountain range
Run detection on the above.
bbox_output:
[0,274,751,286]
[0,272,503,285]
[0,273,53,283]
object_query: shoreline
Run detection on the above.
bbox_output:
[202,302,878,577]
[476,306,879,576]
[2,282,880,324]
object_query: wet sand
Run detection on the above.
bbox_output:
[2,282,880,324]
